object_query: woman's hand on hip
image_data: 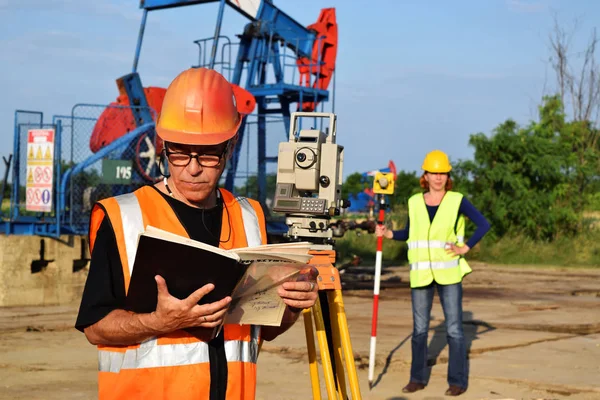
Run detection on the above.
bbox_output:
[446,243,470,257]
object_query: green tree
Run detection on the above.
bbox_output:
[454,95,599,241]
[234,173,277,200]
[341,172,367,200]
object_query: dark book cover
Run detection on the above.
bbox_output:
[124,235,248,314]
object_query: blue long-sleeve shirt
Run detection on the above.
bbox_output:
[391,196,490,249]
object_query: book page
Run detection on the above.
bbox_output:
[224,284,287,326]
[235,251,312,264]
[233,261,303,298]
[234,242,313,263]
[143,226,239,260]
[224,261,305,326]
[233,242,313,253]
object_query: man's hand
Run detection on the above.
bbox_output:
[152,275,232,332]
[262,267,319,342]
[445,243,470,257]
[277,267,319,312]
[375,225,394,239]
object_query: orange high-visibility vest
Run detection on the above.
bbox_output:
[88,186,268,400]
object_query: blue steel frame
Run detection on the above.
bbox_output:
[133,0,330,204]
[2,0,333,236]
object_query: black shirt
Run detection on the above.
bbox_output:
[75,186,227,400]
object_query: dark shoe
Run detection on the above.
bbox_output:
[402,382,426,393]
[445,385,466,396]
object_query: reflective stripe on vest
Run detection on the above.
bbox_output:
[99,325,261,373]
[410,259,459,271]
[407,240,447,250]
[113,193,144,277]
[236,196,262,247]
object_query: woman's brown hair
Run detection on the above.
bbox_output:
[420,173,453,191]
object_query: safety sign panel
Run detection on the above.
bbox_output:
[26,129,55,212]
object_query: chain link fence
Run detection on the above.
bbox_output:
[64,104,160,234]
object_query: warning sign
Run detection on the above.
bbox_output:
[26,129,54,212]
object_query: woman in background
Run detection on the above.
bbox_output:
[377,150,490,397]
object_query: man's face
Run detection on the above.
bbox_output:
[165,141,228,204]
[425,172,448,191]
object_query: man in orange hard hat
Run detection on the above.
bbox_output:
[75,67,319,400]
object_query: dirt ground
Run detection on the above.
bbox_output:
[1,263,600,400]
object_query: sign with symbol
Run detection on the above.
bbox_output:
[27,168,34,184]
[42,189,51,204]
[34,167,43,183]
[43,167,52,183]
[26,129,54,212]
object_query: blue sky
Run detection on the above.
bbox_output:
[0,0,598,181]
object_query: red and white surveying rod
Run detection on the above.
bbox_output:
[368,194,386,387]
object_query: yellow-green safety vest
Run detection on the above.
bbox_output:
[407,191,472,288]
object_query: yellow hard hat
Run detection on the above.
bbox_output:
[422,150,452,173]
[156,68,241,145]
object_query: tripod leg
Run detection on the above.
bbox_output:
[331,289,362,400]
[304,308,322,400]
[313,295,339,399]
[327,291,349,400]
[319,291,340,386]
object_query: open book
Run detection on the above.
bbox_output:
[125,226,313,332]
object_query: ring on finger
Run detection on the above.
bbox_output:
[203,316,207,322]
[309,282,315,292]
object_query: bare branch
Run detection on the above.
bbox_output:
[547,15,600,203]
[549,16,600,126]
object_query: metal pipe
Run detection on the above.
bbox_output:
[332,68,336,114]
[0,154,12,216]
[10,111,19,223]
[54,120,62,238]
[132,9,148,73]
[210,0,226,69]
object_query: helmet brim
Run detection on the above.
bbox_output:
[422,166,452,173]
[156,115,242,146]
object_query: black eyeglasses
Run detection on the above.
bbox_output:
[165,146,228,168]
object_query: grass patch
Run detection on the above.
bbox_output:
[470,231,600,266]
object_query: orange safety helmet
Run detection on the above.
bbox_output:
[422,150,452,173]
[156,68,242,145]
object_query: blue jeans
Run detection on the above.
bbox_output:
[410,282,467,389]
